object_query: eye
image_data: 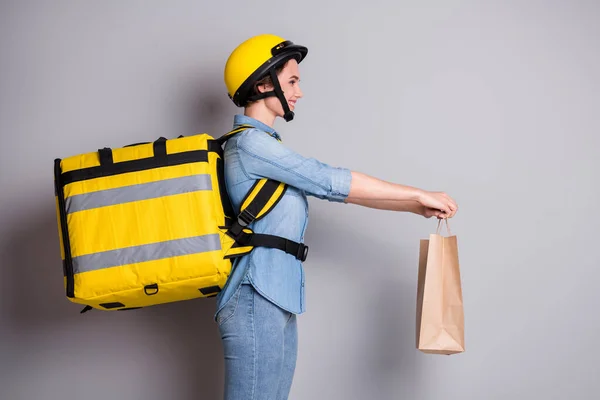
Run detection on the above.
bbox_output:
[289,79,297,85]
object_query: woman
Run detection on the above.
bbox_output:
[216,34,458,400]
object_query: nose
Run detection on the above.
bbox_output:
[296,84,303,98]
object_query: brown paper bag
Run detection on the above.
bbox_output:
[416,219,465,355]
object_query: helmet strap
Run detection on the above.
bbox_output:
[268,68,295,122]
[246,67,295,122]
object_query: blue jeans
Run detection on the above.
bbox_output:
[217,283,298,400]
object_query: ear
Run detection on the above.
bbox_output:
[257,81,274,93]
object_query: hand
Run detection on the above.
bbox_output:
[421,206,448,219]
[417,190,458,219]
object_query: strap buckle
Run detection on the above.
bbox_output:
[284,239,309,262]
[225,210,255,246]
[237,209,255,227]
[297,243,309,262]
[225,224,251,245]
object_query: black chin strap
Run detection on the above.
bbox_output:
[269,68,295,122]
[247,68,295,122]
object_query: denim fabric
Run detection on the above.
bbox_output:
[217,283,298,400]
[214,114,352,318]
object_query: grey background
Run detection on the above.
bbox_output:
[1,1,598,399]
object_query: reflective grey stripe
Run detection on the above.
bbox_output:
[65,174,212,214]
[72,234,222,274]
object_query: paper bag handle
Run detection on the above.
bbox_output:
[436,218,453,236]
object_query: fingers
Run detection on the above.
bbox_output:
[442,192,458,210]
[424,206,456,220]
[440,192,458,218]
[446,202,457,218]
[443,204,456,218]
[423,207,444,219]
[423,191,459,219]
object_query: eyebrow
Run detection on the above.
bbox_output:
[288,75,300,80]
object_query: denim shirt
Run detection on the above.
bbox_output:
[214,114,353,318]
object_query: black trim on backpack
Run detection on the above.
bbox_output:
[60,150,209,186]
[100,302,125,309]
[62,136,227,187]
[54,158,75,298]
[80,305,143,313]
[199,286,221,296]
[100,138,167,166]
[214,125,256,225]
[208,139,224,157]
[216,156,235,220]
[98,147,113,166]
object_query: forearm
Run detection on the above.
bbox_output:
[347,198,425,214]
[346,171,423,203]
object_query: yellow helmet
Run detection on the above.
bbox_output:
[224,34,308,121]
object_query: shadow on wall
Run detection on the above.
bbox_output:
[180,70,237,137]
[1,78,240,400]
[2,210,226,399]
[304,206,424,398]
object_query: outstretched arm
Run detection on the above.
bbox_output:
[236,130,458,218]
[346,171,458,218]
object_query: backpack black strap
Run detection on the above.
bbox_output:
[216,124,255,145]
[216,126,309,262]
[227,230,309,262]
[224,179,308,261]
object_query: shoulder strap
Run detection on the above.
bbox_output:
[218,124,309,261]
[239,179,287,223]
[216,124,255,145]
[224,179,308,261]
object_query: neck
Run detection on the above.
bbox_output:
[244,104,276,128]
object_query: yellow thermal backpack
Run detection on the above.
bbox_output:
[53,124,309,313]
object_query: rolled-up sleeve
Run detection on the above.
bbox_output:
[236,129,352,203]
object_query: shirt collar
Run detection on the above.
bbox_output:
[233,114,282,141]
